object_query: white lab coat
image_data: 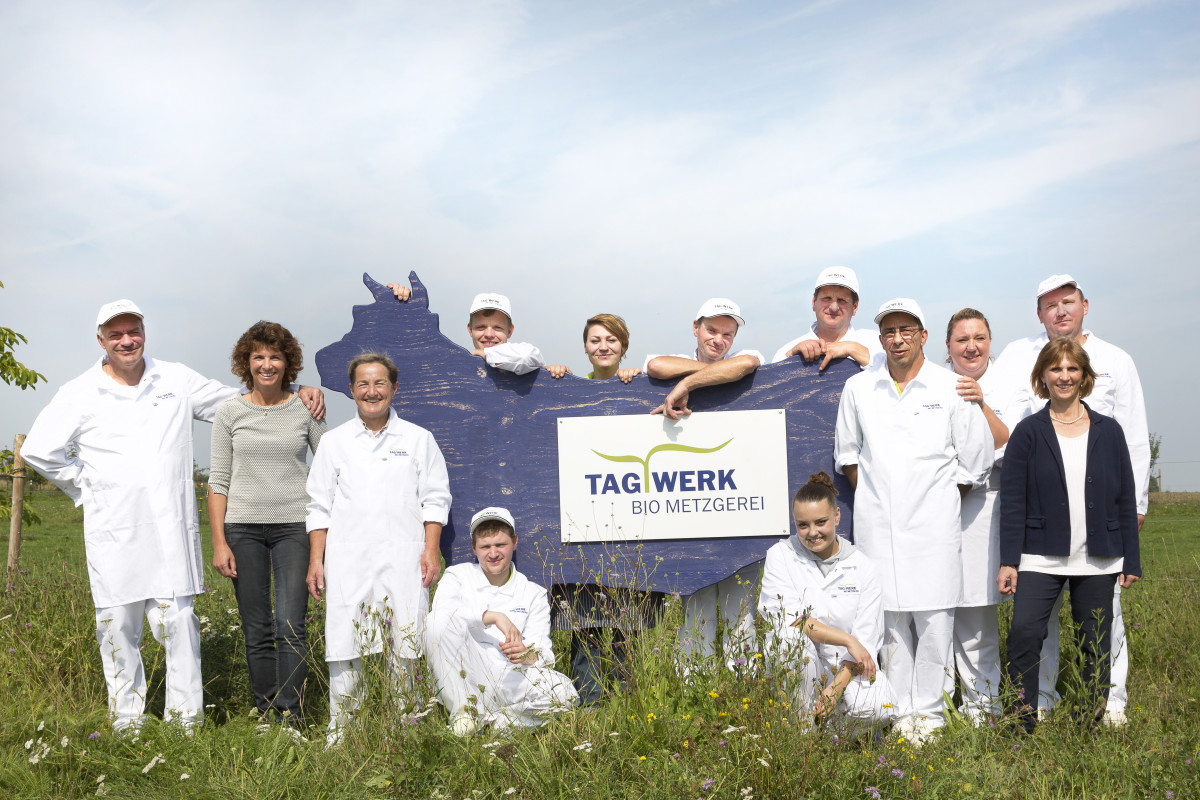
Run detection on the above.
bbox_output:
[306,409,451,662]
[993,329,1150,514]
[959,367,1032,606]
[770,323,884,364]
[22,357,238,608]
[834,358,993,611]
[427,563,577,727]
[758,537,894,723]
[483,342,545,375]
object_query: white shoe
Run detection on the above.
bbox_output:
[324,727,344,750]
[1102,709,1128,727]
[450,715,478,737]
[891,719,928,747]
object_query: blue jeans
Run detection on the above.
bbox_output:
[1005,571,1117,732]
[225,522,310,722]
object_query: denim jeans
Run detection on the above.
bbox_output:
[1005,571,1117,732]
[225,522,310,722]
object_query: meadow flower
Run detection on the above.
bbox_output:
[709,691,720,698]
[142,753,165,774]
[892,769,903,778]
[37,721,45,731]
[505,790,516,796]
[718,740,728,747]
[61,736,69,747]
[180,774,190,780]
[866,788,881,799]
[673,753,681,760]
[1165,793,1173,799]
[702,778,715,790]
[757,758,769,767]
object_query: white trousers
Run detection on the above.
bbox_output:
[883,608,955,728]
[679,565,760,669]
[1037,582,1127,712]
[426,612,577,729]
[95,596,203,731]
[790,641,896,734]
[953,604,1002,719]
[327,655,415,733]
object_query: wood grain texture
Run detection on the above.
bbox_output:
[315,272,859,596]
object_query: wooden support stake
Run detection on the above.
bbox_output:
[7,434,26,577]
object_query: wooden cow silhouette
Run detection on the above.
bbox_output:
[315,272,857,596]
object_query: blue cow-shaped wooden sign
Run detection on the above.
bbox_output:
[314,272,857,596]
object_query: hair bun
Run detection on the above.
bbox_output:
[807,471,836,491]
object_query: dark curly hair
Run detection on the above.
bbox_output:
[230,321,304,390]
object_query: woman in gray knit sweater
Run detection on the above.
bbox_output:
[208,321,326,726]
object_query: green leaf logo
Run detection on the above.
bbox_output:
[592,438,733,492]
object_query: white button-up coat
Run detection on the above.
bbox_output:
[305,409,451,662]
[834,358,993,611]
[22,357,238,608]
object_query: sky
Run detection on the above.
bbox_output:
[3,0,1199,489]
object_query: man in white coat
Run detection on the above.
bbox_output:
[834,298,993,742]
[771,266,883,368]
[992,274,1149,726]
[426,507,578,735]
[22,299,324,732]
[644,298,765,669]
[306,352,451,744]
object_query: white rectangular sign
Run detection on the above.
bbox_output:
[557,409,790,543]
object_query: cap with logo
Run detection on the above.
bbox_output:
[470,506,516,536]
[96,299,145,328]
[873,297,925,328]
[813,266,859,294]
[1035,274,1081,302]
[468,293,513,322]
[694,298,746,327]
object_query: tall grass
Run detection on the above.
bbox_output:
[1,491,1198,799]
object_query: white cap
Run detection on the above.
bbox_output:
[814,266,859,294]
[96,299,144,328]
[874,297,925,328]
[468,293,513,322]
[1036,274,1080,301]
[470,506,516,536]
[694,297,745,327]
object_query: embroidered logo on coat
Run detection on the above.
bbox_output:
[389,448,409,457]
[836,583,859,593]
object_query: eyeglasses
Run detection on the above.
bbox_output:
[879,326,921,341]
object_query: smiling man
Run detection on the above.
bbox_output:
[771,266,883,369]
[305,351,451,746]
[834,298,993,743]
[992,274,1150,726]
[644,298,765,670]
[426,506,578,736]
[21,299,325,734]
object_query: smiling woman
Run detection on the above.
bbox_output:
[207,320,326,728]
[998,337,1141,734]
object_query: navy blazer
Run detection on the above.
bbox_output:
[999,402,1140,576]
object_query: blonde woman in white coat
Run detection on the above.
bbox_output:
[945,309,1028,722]
[758,472,895,735]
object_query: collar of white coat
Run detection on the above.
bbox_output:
[356,407,399,438]
[866,352,939,388]
[92,354,156,392]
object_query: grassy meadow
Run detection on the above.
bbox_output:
[1,487,1197,799]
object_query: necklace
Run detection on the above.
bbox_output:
[1050,408,1086,424]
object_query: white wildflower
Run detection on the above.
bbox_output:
[180,774,190,780]
[96,785,109,797]
[141,753,165,774]
[226,608,237,615]
[505,789,516,796]
[572,742,592,751]
[229,624,240,631]
[96,775,106,784]
[61,736,69,748]
[757,758,770,768]
[482,740,503,750]
[37,721,45,731]
[24,739,32,750]
[608,731,619,737]
[721,725,746,734]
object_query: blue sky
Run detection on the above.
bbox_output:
[3,0,1199,487]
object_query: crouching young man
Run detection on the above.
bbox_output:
[427,507,578,735]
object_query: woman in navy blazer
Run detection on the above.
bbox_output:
[997,337,1140,733]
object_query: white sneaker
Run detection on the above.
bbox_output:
[450,715,478,737]
[1102,709,1128,727]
